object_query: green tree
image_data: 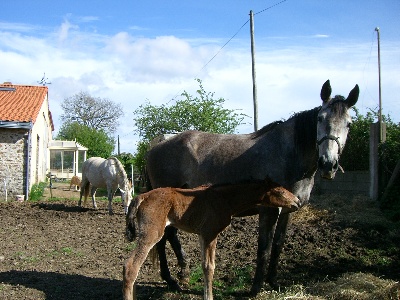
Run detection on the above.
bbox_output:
[132,79,248,171]
[134,79,247,141]
[114,152,137,180]
[341,107,400,173]
[60,91,123,135]
[57,122,115,158]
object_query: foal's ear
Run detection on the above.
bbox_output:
[320,80,332,103]
[345,84,359,108]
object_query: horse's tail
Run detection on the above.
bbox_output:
[125,195,143,242]
[144,166,153,192]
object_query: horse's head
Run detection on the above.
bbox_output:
[317,80,359,179]
[120,180,134,214]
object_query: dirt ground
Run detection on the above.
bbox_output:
[0,182,399,299]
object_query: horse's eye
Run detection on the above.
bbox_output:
[347,122,352,128]
[318,116,323,122]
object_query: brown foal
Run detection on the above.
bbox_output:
[123,177,299,300]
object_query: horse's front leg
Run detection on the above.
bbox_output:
[90,186,98,210]
[266,212,291,290]
[107,188,115,215]
[156,226,182,291]
[251,207,280,296]
[200,236,217,300]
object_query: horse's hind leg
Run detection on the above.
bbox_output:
[78,181,89,207]
[90,186,98,210]
[156,227,182,291]
[167,226,189,284]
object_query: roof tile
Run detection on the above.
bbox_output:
[0,83,49,124]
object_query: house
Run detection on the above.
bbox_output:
[0,82,87,201]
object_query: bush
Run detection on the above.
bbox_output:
[29,182,47,201]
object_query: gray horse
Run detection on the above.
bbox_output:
[78,157,133,215]
[146,80,359,295]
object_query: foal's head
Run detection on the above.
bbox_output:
[261,178,299,211]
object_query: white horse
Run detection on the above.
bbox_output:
[78,157,133,215]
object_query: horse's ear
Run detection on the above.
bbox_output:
[345,84,359,108]
[320,80,332,103]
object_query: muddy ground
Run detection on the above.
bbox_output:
[0,183,399,299]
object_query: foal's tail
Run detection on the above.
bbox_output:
[125,195,143,242]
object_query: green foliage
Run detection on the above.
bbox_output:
[29,182,46,201]
[113,152,136,178]
[56,122,115,158]
[341,107,400,173]
[340,107,374,171]
[133,79,247,141]
[132,79,248,171]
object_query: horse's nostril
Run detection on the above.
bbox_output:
[318,157,324,169]
[333,160,339,171]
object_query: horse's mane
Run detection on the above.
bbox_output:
[291,106,321,153]
[250,106,320,154]
[108,157,128,178]
[250,121,283,139]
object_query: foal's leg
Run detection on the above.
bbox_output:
[156,227,182,291]
[123,241,155,300]
[90,186,98,210]
[266,212,291,289]
[251,207,280,296]
[200,236,217,300]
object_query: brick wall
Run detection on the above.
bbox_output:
[0,128,28,200]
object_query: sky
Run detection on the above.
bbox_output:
[1,0,399,154]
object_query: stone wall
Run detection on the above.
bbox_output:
[0,128,28,200]
[313,170,370,196]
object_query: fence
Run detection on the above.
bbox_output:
[313,171,370,196]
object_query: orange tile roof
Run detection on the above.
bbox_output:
[0,83,51,126]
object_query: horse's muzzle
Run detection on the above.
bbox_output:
[318,156,339,179]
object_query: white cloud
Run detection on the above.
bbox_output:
[1,21,399,155]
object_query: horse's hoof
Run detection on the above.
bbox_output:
[250,281,263,297]
[177,270,190,285]
[167,280,182,292]
[267,280,280,291]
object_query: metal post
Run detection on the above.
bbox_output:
[250,10,258,131]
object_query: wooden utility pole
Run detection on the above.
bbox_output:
[118,135,120,155]
[375,27,384,142]
[250,10,258,131]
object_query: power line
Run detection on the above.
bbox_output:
[255,0,288,15]
[168,0,289,103]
